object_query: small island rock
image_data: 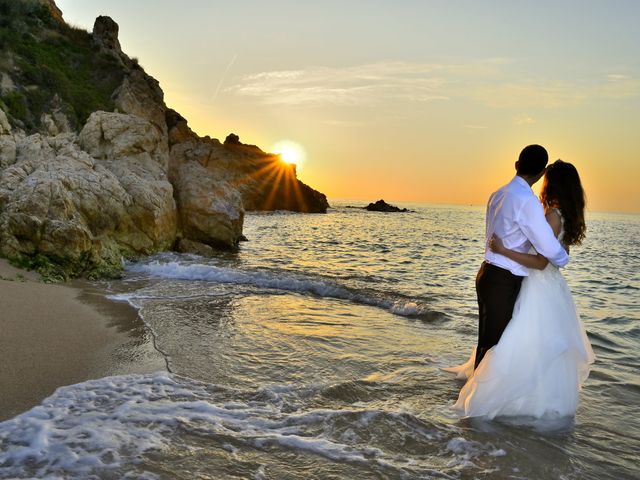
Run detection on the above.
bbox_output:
[365,200,410,212]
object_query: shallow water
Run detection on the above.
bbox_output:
[1,203,638,479]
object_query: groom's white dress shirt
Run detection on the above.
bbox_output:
[484,176,569,276]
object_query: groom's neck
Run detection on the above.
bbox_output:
[517,174,538,187]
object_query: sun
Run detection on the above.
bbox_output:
[272,140,305,168]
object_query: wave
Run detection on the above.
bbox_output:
[0,373,505,479]
[122,259,443,321]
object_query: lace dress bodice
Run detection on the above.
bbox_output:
[526,208,565,255]
[529,208,565,273]
[549,207,565,244]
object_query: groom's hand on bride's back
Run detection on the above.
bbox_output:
[489,234,549,270]
[489,234,505,254]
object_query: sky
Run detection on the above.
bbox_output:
[57,0,640,213]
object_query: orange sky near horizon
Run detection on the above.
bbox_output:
[58,0,640,214]
[174,93,639,214]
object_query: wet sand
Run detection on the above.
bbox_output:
[0,259,164,421]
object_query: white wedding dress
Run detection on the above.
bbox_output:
[446,212,595,419]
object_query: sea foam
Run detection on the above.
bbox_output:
[122,259,439,320]
[0,373,487,479]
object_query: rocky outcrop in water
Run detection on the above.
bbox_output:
[364,200,410,212]
[0,1,328,278]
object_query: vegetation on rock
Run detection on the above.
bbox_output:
[0,0,329,280]
[0,0,124,131]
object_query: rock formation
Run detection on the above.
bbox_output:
[167,116,328,214]
[364,200,410,212]
[42,0,63,23]
[92,15,121,52]
[0,1,328,278]
[0,109,177,278]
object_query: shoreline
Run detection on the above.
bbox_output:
[0,259,164,421]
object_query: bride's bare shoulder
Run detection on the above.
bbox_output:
[545,208,562,237]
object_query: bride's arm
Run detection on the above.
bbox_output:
[489,235,549,269]
[489,210,564,270]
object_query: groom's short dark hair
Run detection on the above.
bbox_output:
[516,144,548,176]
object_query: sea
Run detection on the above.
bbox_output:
[1,202,638,479]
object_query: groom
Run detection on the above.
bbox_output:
[474,144,569,368]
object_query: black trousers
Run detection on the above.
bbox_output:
[474,262,524,368]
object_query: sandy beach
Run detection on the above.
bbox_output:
[0,259,164,421]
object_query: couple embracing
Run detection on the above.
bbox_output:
[446,145,595,420]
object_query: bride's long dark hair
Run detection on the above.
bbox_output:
[540,160,586,246]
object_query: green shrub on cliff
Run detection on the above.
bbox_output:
[0,0,54,29]
[0,0,125,131]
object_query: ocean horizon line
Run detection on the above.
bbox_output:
[325,198,639,217]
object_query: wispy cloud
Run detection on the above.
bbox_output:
[212,53,238,102]
[470,82,590,108]
[322,119,368,127]
[470,76,640,109]
[599,74,640,98]
[514,114,536,125]
[607,73,630,82]
[228,61,640,110]
[227,62,483,106]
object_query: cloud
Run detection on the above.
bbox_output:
[227,62,476,106]
[322,119,368,127]
[514,114,536,125]
[470,76,640,109]
[607,74,630,82]
[599,74,640,98]
[228,61,640,110]
[211,53,238,102]
[470,82,590,108]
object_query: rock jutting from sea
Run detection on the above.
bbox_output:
[364,200,411,212]
[0,1,328,279]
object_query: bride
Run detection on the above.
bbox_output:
[446,160,595,419]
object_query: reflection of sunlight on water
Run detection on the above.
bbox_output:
[251,295,353,338]
[129,286,463,391]
[238,204,640,478]
[7,204,635,479]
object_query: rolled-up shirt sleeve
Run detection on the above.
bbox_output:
[518,197,569,267]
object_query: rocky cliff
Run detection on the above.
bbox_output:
[0,0,328,279]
